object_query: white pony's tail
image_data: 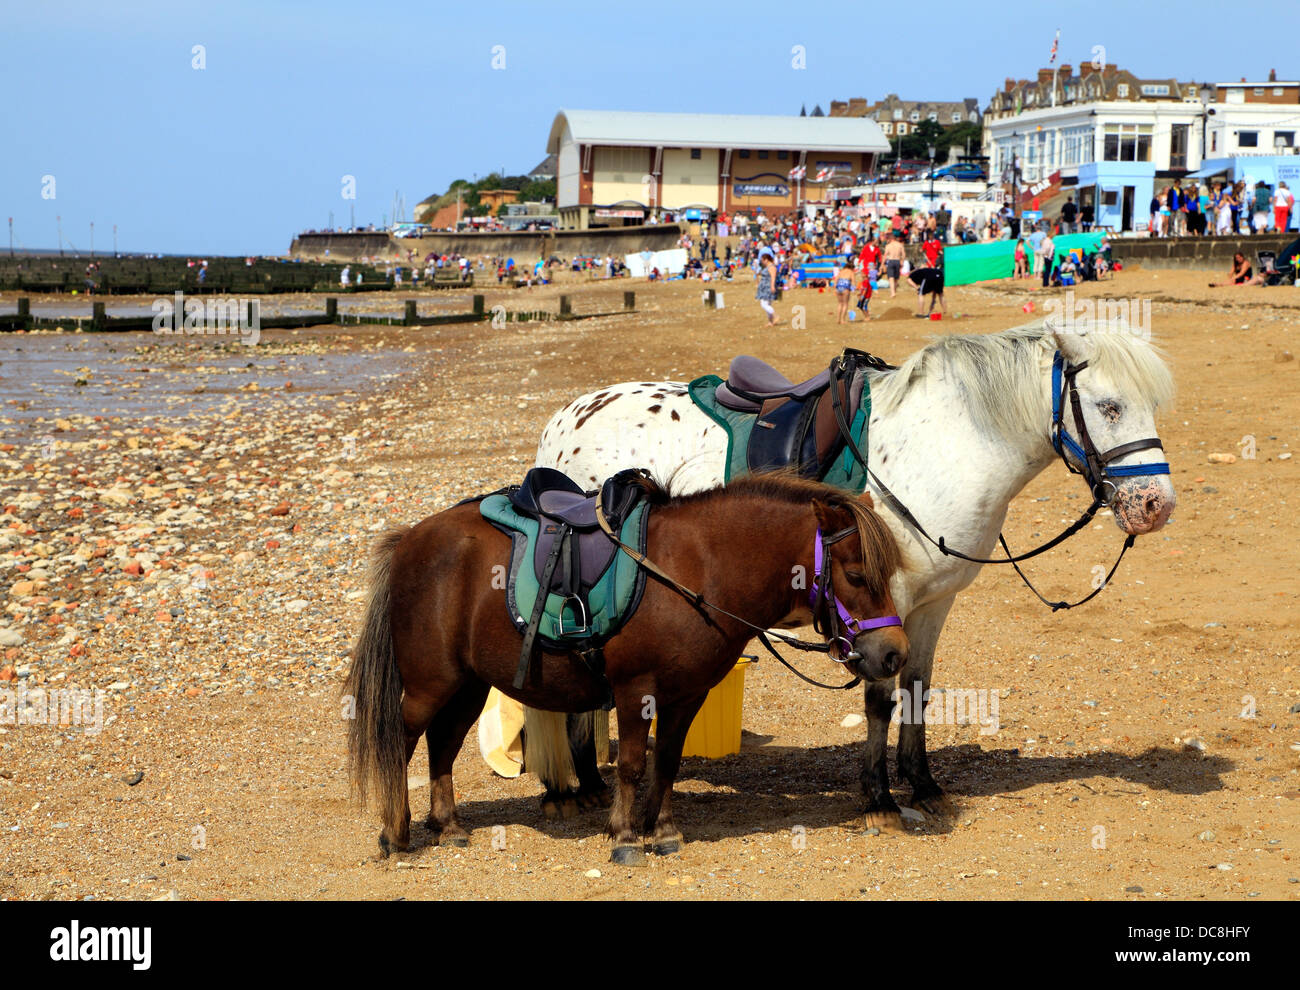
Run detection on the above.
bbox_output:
[523,708,574,789]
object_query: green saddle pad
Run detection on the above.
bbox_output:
[479,494,650,652]
[686,374,871,491]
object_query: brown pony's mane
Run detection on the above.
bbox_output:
[630,469,902,599]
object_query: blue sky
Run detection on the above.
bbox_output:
[2,0,1289,255]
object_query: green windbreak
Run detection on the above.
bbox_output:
[943,233,1104,286]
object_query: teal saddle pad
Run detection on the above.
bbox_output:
[479,490,650,653]
[686,372,871,491]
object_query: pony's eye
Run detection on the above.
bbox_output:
[1096,400,1122,422]
[843,568,867,586]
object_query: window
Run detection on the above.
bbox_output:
[1254,87,1264,95]
[928,112,937,121]
[893,109,902,120]
[1276,131,1296,148]
[1170,123,1189,170]
[897,123,908,135]
[1275,87,1285,96]
[1140,84,1169,96]
[592,146,649,182]
[882,122,892,134]
[1117,84,1129,97]
[758,150,769,159]
[1238,131,1258,147]
[739,149,750,158]
[777,150,789,159]
[910,111,920,121]
[952,112,962,122]
[690,148,701,159]
[1102,123,1153,161]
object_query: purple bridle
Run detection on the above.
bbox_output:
[810,525,902,663]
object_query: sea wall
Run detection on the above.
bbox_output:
[290,224,687,262]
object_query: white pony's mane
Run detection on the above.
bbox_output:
[869,320,1175,438]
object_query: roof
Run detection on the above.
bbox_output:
[547,109,890,154]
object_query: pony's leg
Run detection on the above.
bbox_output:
[894,597,956,816]
[641,693,707,856]
[608,686,652,866]
[382,692,439,855]
[860,679,903,832]
[571,711,611,810]
[423,678,491,847]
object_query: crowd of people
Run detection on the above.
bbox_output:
[1149,179,1294,237]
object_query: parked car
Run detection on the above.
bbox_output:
[926,162,988,182]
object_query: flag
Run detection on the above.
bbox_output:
[815,166,835,182]
[1048,29,1059,65]
[788,165,806,181]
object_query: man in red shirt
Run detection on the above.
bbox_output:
[923,233,942,269]
[858,234,881,274]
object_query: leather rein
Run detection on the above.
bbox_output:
[829,348,1170,611]
[595,501,900,690]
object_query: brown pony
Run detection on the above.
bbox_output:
[344,472,907,865]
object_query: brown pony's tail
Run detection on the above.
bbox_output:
[344,526,409,831]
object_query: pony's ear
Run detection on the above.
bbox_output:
[811,498,850,533]
[1051,324,1091,364]
[857,490,877,509]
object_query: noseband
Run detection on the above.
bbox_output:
[1051,351,1169,505]
[810,524,901,664]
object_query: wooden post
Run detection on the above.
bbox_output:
[92,302,106,331]
[623,290,635,311]
[325,297,338,322]
[404,299,417,326]
[559,295,572,317]
[17,298,31,329]
[705,288,716,309]
[472,294,485,316]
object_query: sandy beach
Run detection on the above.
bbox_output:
[1,267,1297,901]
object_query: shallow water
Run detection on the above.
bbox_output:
[0,331,419,446]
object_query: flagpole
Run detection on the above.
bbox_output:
[1050,28,1061,107]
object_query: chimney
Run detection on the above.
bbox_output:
[1104,64,1118,77]
[1059,63,1072,78]
[1037,68,1054,84]
[1269,68,1277,81]
[1005,77,1016,93]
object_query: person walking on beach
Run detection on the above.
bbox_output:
[909,245,945,317]
[755,248,780,327]
[883,234,905,298]
[1039,229,1056,287]
[1060,196,1077,234]
[834,256,854,325]
[1013,238,1029,278]
[1275,182,1294,232]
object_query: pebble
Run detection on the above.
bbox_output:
[840,713,864,728]
[1197,830,1215,841]
[584,869,601,878]
[123,771,144,786]
[1207,452,1236,464]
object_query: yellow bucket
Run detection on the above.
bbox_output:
[653,658,752,759]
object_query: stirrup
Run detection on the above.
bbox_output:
[556,596,589,636]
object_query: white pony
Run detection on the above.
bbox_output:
[525,320,1175,829]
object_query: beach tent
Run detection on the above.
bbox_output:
[943,232,1104,287]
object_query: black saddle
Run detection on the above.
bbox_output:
[714,350,892,479]
[508,467,646,599]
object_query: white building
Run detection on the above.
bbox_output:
[545,109,890,229]
[983,65,1300,231]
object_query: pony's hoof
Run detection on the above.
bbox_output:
[610,845,647,867]
[909,791,954,818]
[862,809,904,834]
[541,800,561,820]
[651,838,682,857]
[559,798,580,820]
[377,833,405,858]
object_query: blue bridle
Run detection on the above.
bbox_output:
[1051,351,1170,505]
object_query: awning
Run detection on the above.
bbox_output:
[1188,160,1232,179]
